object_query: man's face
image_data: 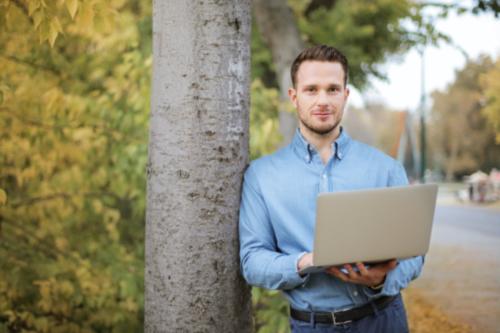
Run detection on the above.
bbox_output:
[288,60,349,136]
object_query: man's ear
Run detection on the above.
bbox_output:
[288,87,297,107]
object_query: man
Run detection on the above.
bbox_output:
[239,45,423,332]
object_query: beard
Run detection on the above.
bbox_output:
[299,114,342,136]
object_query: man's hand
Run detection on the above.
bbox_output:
[326,259,398,287]
[297,252,313,276]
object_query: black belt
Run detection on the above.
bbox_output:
[290,295,397,326]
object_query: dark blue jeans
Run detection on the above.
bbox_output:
[289,294,409,333]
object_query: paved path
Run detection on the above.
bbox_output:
[412,204,500,333]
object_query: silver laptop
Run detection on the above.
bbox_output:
[299,184,438,274]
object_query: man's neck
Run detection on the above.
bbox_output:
[299,125,340,164]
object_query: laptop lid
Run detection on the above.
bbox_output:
[311,184,438,269]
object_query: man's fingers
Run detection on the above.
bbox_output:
[328,261,394,286]
[344,264,358,278]
[327,267,349,282]
[356,262,369,276]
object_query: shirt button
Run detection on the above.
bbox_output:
[322,174,327,178]
[353,291,358,296]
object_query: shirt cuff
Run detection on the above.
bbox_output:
[363,265,397,299]
[282,252,309,289]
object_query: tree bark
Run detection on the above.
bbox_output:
[253,0,304,145]
[146,1,252,332]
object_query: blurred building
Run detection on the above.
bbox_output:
[464,169,500,202]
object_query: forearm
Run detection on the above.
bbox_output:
[240,248,307,290]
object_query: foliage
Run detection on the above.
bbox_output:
[429,55,500,180]
[472,0,500,17]
[295,0,407,87]
[0,0,151,331]
[249,80,283,160]
[480,58,500,143]
[250,18,278,87]
[252,288,289,333]
[286,0,448,89]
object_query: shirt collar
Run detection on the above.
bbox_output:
[291,127,351,163]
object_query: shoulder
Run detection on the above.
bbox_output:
[248,146,291,173]
[348,139,405,174]
[350,139,399,166]
[244,146,293,186]
[351,139,396,164]
[347,139,408,185]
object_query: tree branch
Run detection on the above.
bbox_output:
[0,217,60,260]
[9,191,127,208]
[1,54,63,77]
[0,54,109,95]
[0,107,145,143]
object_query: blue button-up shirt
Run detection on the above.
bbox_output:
[239,128,423,311]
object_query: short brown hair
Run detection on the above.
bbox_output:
[290,45,349,87]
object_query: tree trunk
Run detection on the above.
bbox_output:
[146,1,252,332]
[253,0,304,145]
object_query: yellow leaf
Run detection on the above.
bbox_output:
[38,20,50,44]
[28,1,40,16]
[43,88,59,110]
[79,3,94,28]
[55,237,68,251]
[0,189,7,205]
[48,23,58,47]
[33,317,50,333]
[58,280,74,297]
[72,127,93,141]
[92,199,103,213]
[66,0,78,19]
[104,209,120,224]
[33,12,43,29]
[52,17,63,33]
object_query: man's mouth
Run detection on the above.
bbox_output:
[312,112,331,117]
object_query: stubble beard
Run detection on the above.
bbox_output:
[299,113,342,136]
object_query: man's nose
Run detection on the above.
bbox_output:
[316,90,329,105]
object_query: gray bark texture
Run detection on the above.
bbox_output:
[253,0,304,145]
[146,1,252,332]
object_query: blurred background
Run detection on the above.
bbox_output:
[1,0,499,332]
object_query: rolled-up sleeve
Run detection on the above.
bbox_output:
[239,166,307,290]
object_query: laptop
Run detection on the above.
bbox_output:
[299,184,438,274]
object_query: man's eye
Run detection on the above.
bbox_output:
[306,87,316,92]
[328,87,339,93]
